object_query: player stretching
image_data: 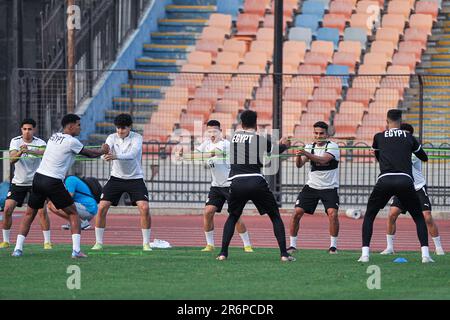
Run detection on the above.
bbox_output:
[288,122,340,254]
[179,120,253,252]
[1,118,51,249]
[11,114,109,258]
[358,110,433,263]
[92,114,152,251]
[381,123,444,256]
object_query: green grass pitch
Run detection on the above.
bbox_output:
[1,245,449,300]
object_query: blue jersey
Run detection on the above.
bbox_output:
[65,176,98,215]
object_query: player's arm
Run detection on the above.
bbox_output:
[372,134,380,162]
[9,149,23,164]
[295,152,309,168]
[413,143,428,162]
[296,149,334,165]
[79,144,110,158]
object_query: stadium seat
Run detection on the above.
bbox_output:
[398,41,423,63]
[318,76,344,94]
[403,28,429,50]
[290,76,316,94]
[215,52,240,69]
[338,41,362,63]
[251,40,274,59]
[311,40,335,62]
[256,28,275,42]
[374,88,401,103]
[356,0,381,14]
[409,14,434,35]
[358,64,386,77]
[424,0,442,9]
[187,51,212,70]
[375,28,400,48]
[332,52,357,73]
[312,87,341,105]
[329,1,353,19]
[186,100,214,119]
[415,1,439,21]
[350,14,375,35]
[392,52,417,73]
[345,88,375,107]
[284,87,313,104]
[334,113,364,126]
[243,0,269,16]
[200,27,228,46]
[322,15,347,35]
[263,14,290,32]
[370,41,395,62]
[223,39,248,61]
[387,1,411,21]
[236,14,260,37]
[304,52,329,73]
[326,64,350,87]
[289,27,313,49]
[339,101,368,114]
[381,14,406,35]
[344,27,368,50]
[316,27,341,49]
[302,1,326,20]
[363,52,390,68]
[195,40,222,59]
[294,14,321,36]
[208,13,233,34]
[244,51,270,68]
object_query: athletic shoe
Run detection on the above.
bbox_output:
[44,242,53,250]
[281,255,296,262]
[216,253,227,261]
[91,243,103,250]
[62,221,91,231]
[81,220,91,230]
[244,245,254,253]
[143,244,152,251]
[0,242,10,249]
[328,247,338,254]
[358,255,370,263]
[286,246,297,254]
[201,245,215,252]
[380,248,395,255]
[422,256,435,263]
[435,247,445,256]
[11,249,23,257]
[71,250,87,259]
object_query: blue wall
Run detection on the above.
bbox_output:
[77,0,172,142]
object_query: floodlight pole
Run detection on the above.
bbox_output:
[272,0,283,206]
[67,0,76,114]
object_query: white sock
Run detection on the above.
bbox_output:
[362,246,370,257]
[239,231,251,247]
[205,230,214,246]
[72,234,81,252]
[421,246,430,257]
[330,236,338,248]
[2,229,10,243]
[14,235,26,251]
[43,230,51,244]
[433,236,442,249]
[290,236,297,248]
[386,234,395,250]
[142,229,151,245]
[95,227,104,244]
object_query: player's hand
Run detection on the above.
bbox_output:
[279,137,291,148]
[296,149,307,157]
[101,144,110,155]
[103,153,116,161]
[19,145,29,153]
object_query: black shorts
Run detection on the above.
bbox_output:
[6,184,32,207]
[206,187,230,212]
[28,173,74,210]
[228,176,279,217]
[101,176,149,206]
[391,186,432,213]
[295,185,340,214]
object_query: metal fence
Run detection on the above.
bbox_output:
[7,69,450,208]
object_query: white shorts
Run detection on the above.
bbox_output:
[75,203,95,221]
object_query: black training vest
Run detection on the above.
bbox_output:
[310,142,339,172]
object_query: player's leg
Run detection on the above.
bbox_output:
[359,178,393,262]
[12,205,39,256]
[322,188,340,253]
[92,200,112,249]
[423,211,444,255]
[1,199,17,248]
[203,205,217,251]
[129,178,151,251]
[396,178,431,262]
[251,178,293,261]
[59,203,87,258]
[235,218,253,252]
[381,203,402,254]
[37,206,52,249]
[288,207,304,253]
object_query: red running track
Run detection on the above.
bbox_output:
[7,213,450,251]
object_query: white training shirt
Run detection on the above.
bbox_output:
[37,133,84,180]
[196,139,231,187]
[305,141,340,190]
[105,131,144,180]
[412,154,426,191]
[9,136,47,186]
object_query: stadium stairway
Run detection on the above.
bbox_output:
[90,0,219,144]
[403,0,450,144]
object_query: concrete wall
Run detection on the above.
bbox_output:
[77,0,172,142]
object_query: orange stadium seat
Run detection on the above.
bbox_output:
[304,52,330,73]
[208,13,232,32]
[375,28,400,47]
[338,41,362,63]
[329,1,354,19]
[284,87,313,104]
[187,51,212,69]
[345,88,375,107]
[236,14,260,37]
[398,41,423,63]
[310,40,335,62]
[403,28,429,50]
[243,0,270,16]
[370,41,395,62]
[409,14,434,35]
[415,1,439,21]
[200,27,228,46]
[332,52,357,73]
[381,14,406,35]
[363,52,390,68]
[214,99,242,114]
[215,52,240,69]
[307,101,335,116]
[312,87,342,104]
[222,39,248,60]
[195,40,221,58]
[323,14,348,35]
[256,28,275,41]
[186,100,213,119]
[387,1,411,21]
[392,52,417,73]
[350,13,375,35]
[339,101,368,113]
[251,40,274,59]
[290,76,316,93]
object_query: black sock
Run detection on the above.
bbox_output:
[268,212,288,256]
[220,214,240,257]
